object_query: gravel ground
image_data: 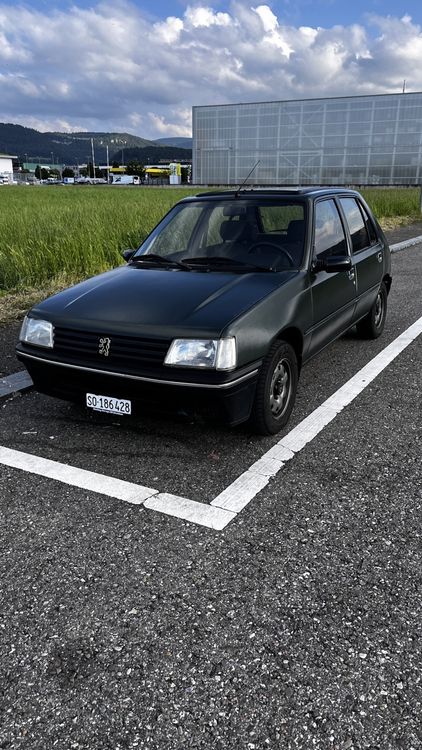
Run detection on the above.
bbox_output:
[0,321,21,378]
[384,221,422,245]
[0,339,421,750]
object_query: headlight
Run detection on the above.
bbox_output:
[164,337,236,370]
[20,316,54,348]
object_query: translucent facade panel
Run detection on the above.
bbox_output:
[325,154,345,167]
[373,107,397,121]
[323,135,347,148]
[193,92,422,185]
[349,109,372,123]
[324,123,344,135]
[372,134,395,146]
[301,137,323,149]
[279,137,300,149]
[344,153,368,167]
[347,135,371,147]
[396,133,421,146]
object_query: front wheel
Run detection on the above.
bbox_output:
[356,282,387,339]
[250,340,298,435]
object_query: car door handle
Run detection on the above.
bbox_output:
[348,268,355,281]
[377,251,383,263]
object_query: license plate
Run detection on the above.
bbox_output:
[86,393,131,415]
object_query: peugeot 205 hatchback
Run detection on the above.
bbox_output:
[17,188,392,435]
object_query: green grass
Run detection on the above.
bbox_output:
[0,185,420,298]
[360,187,421,220]
[0,186,200,291]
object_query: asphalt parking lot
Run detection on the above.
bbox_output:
[0,241,421,749]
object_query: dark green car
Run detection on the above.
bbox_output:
[16,188,392,435]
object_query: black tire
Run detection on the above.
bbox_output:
[356,282,387,339]
[250,340,298,435]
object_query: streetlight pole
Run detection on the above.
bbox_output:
[106,145,110,184]
[91,138,96,179]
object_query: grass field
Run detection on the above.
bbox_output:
[0,186,202,291]
[0,184,420,322]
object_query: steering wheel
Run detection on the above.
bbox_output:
[248,242,294,267]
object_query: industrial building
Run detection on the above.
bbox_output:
[192,91,422,186]
[0,154,16,183]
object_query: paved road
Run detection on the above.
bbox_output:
[0,244,421,749]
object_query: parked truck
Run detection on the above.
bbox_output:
[110,174,140,185]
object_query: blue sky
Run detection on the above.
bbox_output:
[1,0,422,137]
[24,0,422,26]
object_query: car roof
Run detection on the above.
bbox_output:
[180,187,362,202]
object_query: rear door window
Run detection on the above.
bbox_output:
[340,198,370,253]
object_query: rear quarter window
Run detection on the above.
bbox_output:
[359,202,379,245]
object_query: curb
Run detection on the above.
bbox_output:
[390,234,422,253]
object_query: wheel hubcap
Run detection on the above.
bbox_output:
[374,292,383,328]
[269,359,291,417]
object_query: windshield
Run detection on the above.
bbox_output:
[133,199,306,271]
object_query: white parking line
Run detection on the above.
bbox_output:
[0,446,158,504]
[0,314,421,530]
[0,371,33,398]
[212,314,422,517]
[144,493,236,531]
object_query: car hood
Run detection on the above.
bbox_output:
[32,264,297,337]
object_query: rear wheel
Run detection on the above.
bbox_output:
[356,282,387,339]
[250,340,298,435]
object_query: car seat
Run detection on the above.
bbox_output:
[286,219,305,244]
[218,219,259,259]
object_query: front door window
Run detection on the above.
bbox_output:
[314,200,347,259]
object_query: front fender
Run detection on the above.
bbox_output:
[225,272,311,367]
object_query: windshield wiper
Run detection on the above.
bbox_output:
[181,256,274,272]
[130,253,191,271]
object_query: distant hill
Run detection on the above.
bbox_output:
[118,146,192,164]
[0,123,191,165]
[154,137,193,149]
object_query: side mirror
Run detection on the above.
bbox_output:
[122,248,135,262]
[313,256,352,273]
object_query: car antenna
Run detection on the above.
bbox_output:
[234,160,260,198]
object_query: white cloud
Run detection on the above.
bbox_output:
[153,16,184,43]
[11,116,88,133]
[0,2,421,138]
[253,5,278,33]
[148,109,192,137]
[185,6,232,28]
[253,4,292,56]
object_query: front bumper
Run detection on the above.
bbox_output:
[16,346,260,426]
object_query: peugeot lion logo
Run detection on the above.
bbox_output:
[98,337,111,357]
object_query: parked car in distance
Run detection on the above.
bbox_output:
[17,188,392,435]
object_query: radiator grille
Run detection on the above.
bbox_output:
[53,327,170,370]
